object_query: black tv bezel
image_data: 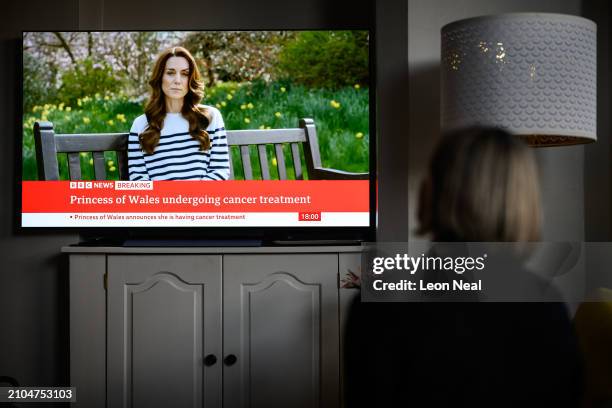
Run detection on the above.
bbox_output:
[17,28,377,243]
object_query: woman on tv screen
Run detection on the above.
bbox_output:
[128,46,230,181]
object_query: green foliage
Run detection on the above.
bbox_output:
[23,53,59,112]
[277,31,369,89]
[22,81,369,180]
[205,80,369,178]
[57,59,124,107]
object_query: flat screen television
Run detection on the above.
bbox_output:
[20,30,375,243]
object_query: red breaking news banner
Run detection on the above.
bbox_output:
[22,180,369,213]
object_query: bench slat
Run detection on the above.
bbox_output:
[228,148,235,180]
[117,151,128,181]
[274,144,287,180]
[68,153,82,180]
[227,129,306,145]
[290,143,303,180]
[240,146,253,180]
[258,145,271,180]
[92,152,107,180]
[55,133,128,153]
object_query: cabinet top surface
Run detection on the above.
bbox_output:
[61,245,365,254]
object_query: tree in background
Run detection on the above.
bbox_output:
[182,31,292,87]
[277,31,369,89]
[23,30,369,110]
[56,59,124,106]
[22,32,180,109]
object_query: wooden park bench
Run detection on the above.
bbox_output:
[33,118,368,181]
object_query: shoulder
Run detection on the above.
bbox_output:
[198,104,223,123]
[130,114,149,133]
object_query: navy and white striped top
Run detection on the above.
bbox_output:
[128,105,230,181]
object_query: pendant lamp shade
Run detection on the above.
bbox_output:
[441,13,597,146]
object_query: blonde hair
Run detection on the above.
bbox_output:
[417,127,541,242]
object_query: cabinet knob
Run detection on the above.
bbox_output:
[224,354,238,366]
[204,354,217,366]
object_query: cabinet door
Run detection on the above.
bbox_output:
[107,255,222,408]
[70,254,106,408]
[223,254,339,408]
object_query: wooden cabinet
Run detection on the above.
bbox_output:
[223,254,338,408]
[106,255,222,408]
[65,246,362,408]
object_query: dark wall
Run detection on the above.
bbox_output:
[1,0,79,389]
[583,0,612,292]
[584,0,612,242]
[0,0,408,387]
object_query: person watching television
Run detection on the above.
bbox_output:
[346,127,584,407]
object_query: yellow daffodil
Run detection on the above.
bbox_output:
[116,114,126,123]
[77,99,82,107]
[274,112,282,118]
[354,84,360,89]
[226,94,233,100]
[104,95,110,101]
[271,157,277,166]
[32,106,39,112]
[280,87,286,92]
[109,166,116,172]
[58,103,64,111]
[80,152,87,157]
[244,118,251,124]
[221,101,227,107]
[266,126,271,130]
[330,100,341,109]
[247,102,254,109]
[216,103,221,108]
[356,132,364,139]
[107,119,114,126]
[259,125,265,130]
[240,104,247,110]
[107,160,114,167]
[89,158,93,165]
[66,107,71,112]
[95,93,101,99]
[83,117,90,124]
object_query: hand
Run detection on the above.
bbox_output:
[341,268,361,288]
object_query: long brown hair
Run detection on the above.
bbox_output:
[140,46,211,154]
[417,127,541,242]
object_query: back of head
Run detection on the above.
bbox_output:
[417,127,541,242]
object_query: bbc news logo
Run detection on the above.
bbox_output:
[68,181,148,189]
[69,181,92,189]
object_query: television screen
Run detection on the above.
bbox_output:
[21,30,372,232]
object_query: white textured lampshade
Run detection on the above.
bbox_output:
[441,13,597,146]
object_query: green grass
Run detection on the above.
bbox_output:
[22,81,370,180]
